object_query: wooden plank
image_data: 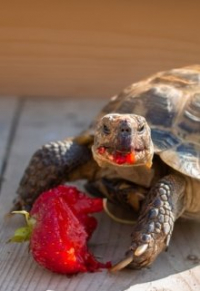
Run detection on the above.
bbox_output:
[0,1,200,98]
[0,97,18,188]
[0,98,200,291]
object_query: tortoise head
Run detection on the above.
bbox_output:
[92,113,154,168]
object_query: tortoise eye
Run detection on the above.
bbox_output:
[138,124,145,133]
[103,124,110,134]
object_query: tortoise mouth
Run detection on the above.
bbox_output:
[96,145,145,165]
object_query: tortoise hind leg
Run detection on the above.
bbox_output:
[111,174,186,270]
[85,177,146,212]
[13,138,95,211]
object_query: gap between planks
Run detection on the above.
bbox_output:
[0,98,24,193]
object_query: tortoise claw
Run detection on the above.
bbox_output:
[110,253,134,272]
[110,243,149,272]
[134,243,148,257]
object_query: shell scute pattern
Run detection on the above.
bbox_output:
[113,84,183,129]
[178,92,200,139]
[160,143,200,179]
[140,85,182,128]
[151,129,181,152]
[167,69,200,84]
[152,68,200,88]
[177,143,199,157]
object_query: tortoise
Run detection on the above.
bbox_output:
[14,65,200,270]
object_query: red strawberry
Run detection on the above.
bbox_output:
[11,185,111,274]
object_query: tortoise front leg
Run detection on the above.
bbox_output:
[13,138,95,210]
[111,174,186,270]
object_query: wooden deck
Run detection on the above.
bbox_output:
[0,97,200,291]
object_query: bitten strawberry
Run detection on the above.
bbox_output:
[11,185,111,274]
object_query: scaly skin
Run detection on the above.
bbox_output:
[111,174,186,270]
[13,139,94,211]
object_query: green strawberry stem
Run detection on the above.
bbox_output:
[9,211,36,243]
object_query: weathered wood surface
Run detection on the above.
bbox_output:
[0,1,200,98]
[0,98,200,291]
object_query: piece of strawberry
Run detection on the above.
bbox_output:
[10,185,111,274]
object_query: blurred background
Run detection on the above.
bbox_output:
[0,0,200,99]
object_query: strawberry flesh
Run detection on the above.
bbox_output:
[113,151,135,165]
[98,146,135,165]
[30,185,111,274]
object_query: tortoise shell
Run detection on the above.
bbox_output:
[93,65,200,180]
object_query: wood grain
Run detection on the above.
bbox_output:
[0,98,200,291]
[0,1,200,98]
